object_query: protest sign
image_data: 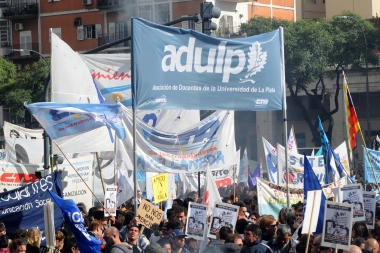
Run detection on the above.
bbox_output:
[104,186,117,216]
[322,201,352,251]
[208,202,239,239]
[137,199,164,228]
[0,171,64,234]
[152,173,169,203]
[185,203,207,240]
[338,184,364,222]
[363,192,376,229]
[364,147,380,183]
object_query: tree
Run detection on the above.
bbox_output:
[240,13,379,146]
[0,59,49,122]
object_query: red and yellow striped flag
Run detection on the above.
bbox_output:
[343,73,360,155]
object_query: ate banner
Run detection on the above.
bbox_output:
[118,108,236,173]
[0,171,64,234]
[132,18,285,111]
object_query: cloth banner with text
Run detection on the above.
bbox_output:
[0,171,64,234]
[117,108,236,173]
[363,147,380,183]
[257,177,347,218]
[277,144,325,188]
[0,156,94,209]
[132,18,285,111]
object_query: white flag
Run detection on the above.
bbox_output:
[287,126,298,154]
[116,169,134,207]
[237,149,248,185]
[203,166,221,214]
[262,137,278,184]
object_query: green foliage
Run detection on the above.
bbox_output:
[240,12,380,145]
[0,59,49,120]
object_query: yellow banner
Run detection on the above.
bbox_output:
[152,173,169,203]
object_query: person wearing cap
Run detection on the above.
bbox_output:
[156,222,176,244]
[103,227,132,253]
[143,243,167,253]
[170,229,188,253]
[125,225,149,253]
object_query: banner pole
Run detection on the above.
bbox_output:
[114,132,117,186]
[131,19,138,215]
[53,141,112,216]
[305,191,317,253]
[95,152,106,195]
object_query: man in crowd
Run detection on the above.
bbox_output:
[172,207,187,228]
[103,226,133,253]
[170,229,188,253]
[267,224,296,253]
[156,221,177,244]
[125,225,149,252]
[241,224,272,253]
[364,238,379,253]
[203,226,233,253]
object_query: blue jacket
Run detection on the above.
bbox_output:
[241,239,273,253]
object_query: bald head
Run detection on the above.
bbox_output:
[104,226,121,246]
[342,245,362,253]
[311,235,322,253]
[365,238,379,252]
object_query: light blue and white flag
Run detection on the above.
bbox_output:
[25,102,126,140]
[262,137,278,184]
[132,18,285,111]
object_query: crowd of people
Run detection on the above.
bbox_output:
[1,182,379,253]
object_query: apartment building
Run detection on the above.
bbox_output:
[296,0,380,20]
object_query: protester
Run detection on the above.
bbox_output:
[62,238,79,253]
[259,216,277,243]
[266,224,296,253]
[351,222,371,241]
[144,243,167,253]
[342,245,362,253]
[170,229,188,253]
[311,234,321,253]
[364,238,379,253]
[103,227,132,253]
[25,228,40,253]
[0,222,8,253]
[124,225,149,252]
[241,224,272,253]
[225,234,243,247]
[172,207,187,227]
[157,239,171,253]
[184,238,198,253]
[203,226,233,253]
[156,222,176,244]
[55,231,65,253]
[9,239,26,253]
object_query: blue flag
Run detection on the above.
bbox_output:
[25,102,126,140]
[49,191,101,253]
[318,117,330,158]
[0,171,64,234]
[304,154,326,234]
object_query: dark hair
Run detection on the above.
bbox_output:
[236,202,246,208]
[244,224,262,236]
[352,222,371,239]
[225,234,242,243]
[10,228,28,241]
[173,206,187,216]
[296,234,314,253]
[10,239,26,253]
[88,207,97,217]
[236,219,249,234]
[157,239,171,247]
[63,237,77,253]
[173,199,184,206]
[129,225,140,232]
[219,226,233,240]
[124,212,135,226]
[353,237,366,247]
[183,198,194,208]
[222,197,231,203]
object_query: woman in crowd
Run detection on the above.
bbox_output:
[25,228,40,253]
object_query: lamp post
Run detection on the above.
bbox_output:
[11,49,51,172]
[337,16,371,147]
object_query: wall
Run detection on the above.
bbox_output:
[326,0,372,19]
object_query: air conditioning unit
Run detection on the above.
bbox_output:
[15,23,23,31]
[74,19,81,26]
[82,0,92,5]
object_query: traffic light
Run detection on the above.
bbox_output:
[200,2,221,35]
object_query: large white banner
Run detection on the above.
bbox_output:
[257,177,347,218]
[118,108,236,173]
[334,141,350,174]
[277,144,325,188]
[0,155,94,209]
[4,121,43,139]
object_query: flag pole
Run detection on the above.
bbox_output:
[131,19,138,215]
[280,26,290,207]
[53,141,112,216]
[114,132,117,186]
[95,152,106,195]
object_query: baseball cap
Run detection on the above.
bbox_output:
[144,243,167,253]
[171,229,186,238]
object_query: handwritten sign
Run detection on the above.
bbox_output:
[152,173,169,203]
[137,199,164,228]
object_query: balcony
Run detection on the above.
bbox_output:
[7,43,40,59]
[97,0,135,11]
[216,26,243,38]
[98,33,130,50]
[3,2,38,20]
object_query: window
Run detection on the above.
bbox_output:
[115,22,124,40]
[77,24,101,40]
[138,5,153,22]
[0,20,10,47]
[154,3,169,24]
[20,30,32,56]
[295,133,306,148]
[85,25,96,39]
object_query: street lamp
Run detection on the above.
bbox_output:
[11,48,51,172]
[337,15,371,147]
